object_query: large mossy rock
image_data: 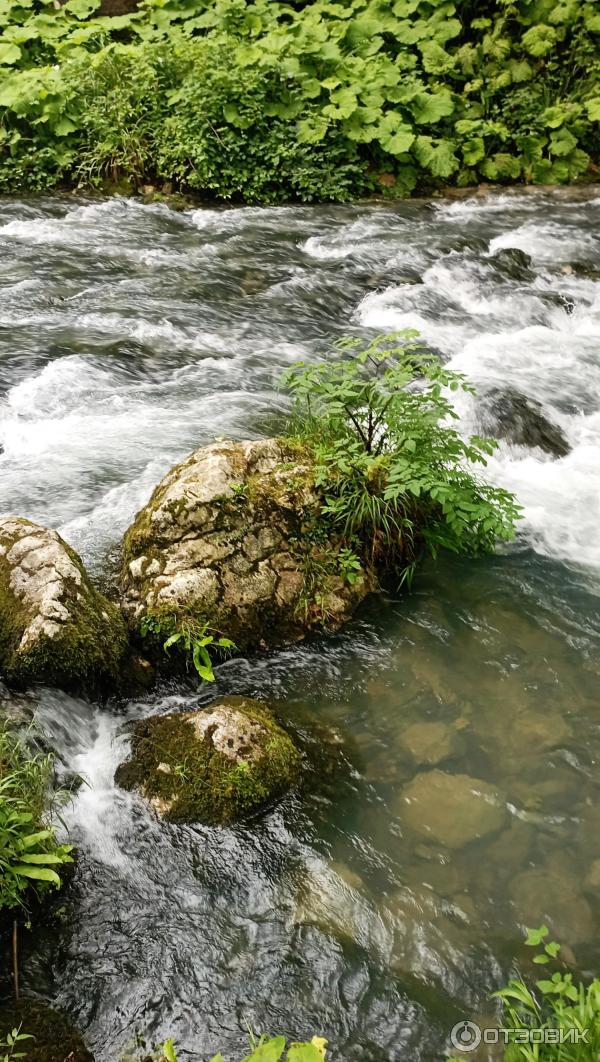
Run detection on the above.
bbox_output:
[120,438,375,656]
[0,517,127,691]
[115,696,302,824]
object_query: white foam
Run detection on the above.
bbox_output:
[489,222,598,264]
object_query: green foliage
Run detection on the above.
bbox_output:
[283,332,520,585]
[491,927,600,1059]
[0,0,598,197]
[0,1025,32,1062]
[0,728,72,913]
[139,613,235,681]
[152,1034,327,1062]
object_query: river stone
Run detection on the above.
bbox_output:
[584,860,600,895]
[510,867,594,944]
[490,247,534,282]
[477,387,570,458]
[114,696,302,824]
[398,770,508,849]
[399,721,463,766]
[0,517,127,691]
[119,438,375,657]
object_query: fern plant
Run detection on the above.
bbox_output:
[0,729,72,912]
[283,331,521,584]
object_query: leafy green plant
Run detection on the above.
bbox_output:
[0,1025,32,1062]
[0,729,73,912]
[140,613,236,681]
[283,331,521,585]
[448,928,600,1061]
[492,927,600,1060]
[337,547,362,586]
[154,1034,327,1062]
[0,0,598,197]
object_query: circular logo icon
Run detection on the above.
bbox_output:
[450,1020,482,1053]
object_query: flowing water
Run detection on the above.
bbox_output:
[0,188,599,1061]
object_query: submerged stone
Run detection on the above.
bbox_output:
[510,867,594,945]
[398,769,507,849]
[398,721,463,766]
[0,517,127,692]
[119,438,375,660]
[115,696,302,824]
[0,999,93,1062]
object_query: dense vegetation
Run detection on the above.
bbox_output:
[450,928,600,1061]
[284,331,521,587]
[0,728,72,914]
[0,0,598,199]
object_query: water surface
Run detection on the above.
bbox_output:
[1,189,599,1061]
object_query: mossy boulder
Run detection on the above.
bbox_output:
[115,696,302,824]
[0,999,93,1062]
[119,438,375,660]
[0,517,127,692]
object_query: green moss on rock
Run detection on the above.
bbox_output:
[115,696,302,824]
[0,517,128,692]
[0,999,93,1062]
[119,439,377,661]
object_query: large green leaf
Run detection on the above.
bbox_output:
[378,124,415,154]
[462,137,485,165]
[418,40,454,73]
[413,135,459,176]
[242,1038,286,1062]
[0,42,21,64]
[549,127,577,155]
[411,89,454,124]
[286,1048,322,1062]
[521,23,558,55]
[12,865,61,885]
[15,852,65,864]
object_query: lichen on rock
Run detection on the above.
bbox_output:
[114,696,302,824]
[119,438,376,661]
[0,516,127,691]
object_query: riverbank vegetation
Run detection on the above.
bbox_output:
[0,0,598,199]
[448,928,600,1061]
[284,331,522,588]
[0,728,72,914]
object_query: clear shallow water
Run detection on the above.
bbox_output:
[1,189,600,1061]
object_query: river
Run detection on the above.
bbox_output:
[0,188,599,1061]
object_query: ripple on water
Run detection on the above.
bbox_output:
[1,189,600,1061]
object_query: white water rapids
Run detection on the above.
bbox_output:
[0,189,599,1062]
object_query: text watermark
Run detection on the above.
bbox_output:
[450,1020,589,1052]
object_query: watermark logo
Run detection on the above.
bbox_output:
[450,1021,589,1052]
[450,1021,481,1052]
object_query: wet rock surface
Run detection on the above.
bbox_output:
[510,866,594,944]
[115,696,302,824]
[0,517,127,691]
[398,721,463,766]
[477,387,570,458]
[119,438,375,656]
[398,770,508,849]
